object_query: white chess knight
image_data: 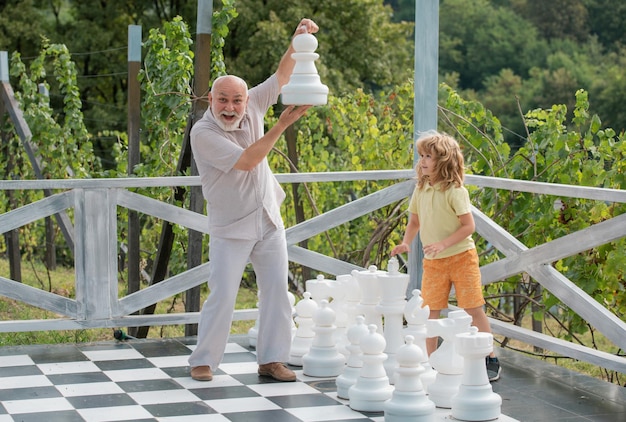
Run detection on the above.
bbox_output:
[281,27,328,105]
[426,309,473,408]
[403,289,436,392]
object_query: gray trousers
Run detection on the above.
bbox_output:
[188,220,292,370]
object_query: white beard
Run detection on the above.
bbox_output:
[215,112,244,132]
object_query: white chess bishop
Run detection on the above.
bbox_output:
[281,29,328,105]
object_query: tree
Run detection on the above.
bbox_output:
[439,0,547,91]
[514,0,589,42]
[222,0,414,95]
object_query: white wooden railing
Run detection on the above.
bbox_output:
[0,171,624,375]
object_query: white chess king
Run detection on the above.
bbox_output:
[281,28,328,105]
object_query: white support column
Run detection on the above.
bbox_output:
[409,0,439,292]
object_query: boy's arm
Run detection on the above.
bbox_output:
[391,212,420,256]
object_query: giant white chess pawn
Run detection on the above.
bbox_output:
[403,289,436,392]
[289,292,318,366]
[336,315,369,399]
[426,309,473,408]
[384,335,436,422]
[451,327,502,421]
[377,256,409,384]
[281,28,328,105]
[348,324,394,412]
[302,299,345,377]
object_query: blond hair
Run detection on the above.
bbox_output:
[415,131,465,190]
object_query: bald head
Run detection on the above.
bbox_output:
[209,75,249,131]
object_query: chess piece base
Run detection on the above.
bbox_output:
[428,373,462,408]
[451,384,502,421]
[384,390,436,422]
[348,377,393,412]
[302,346,345,377]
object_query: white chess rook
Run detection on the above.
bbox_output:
[451,327,502,421]
[384,335,436,422]
[281,30,328,105]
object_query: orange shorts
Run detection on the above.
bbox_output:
[420,248,486,310]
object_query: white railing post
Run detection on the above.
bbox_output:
[74,188,119,321]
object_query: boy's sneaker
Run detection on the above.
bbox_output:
[486,356,501,382]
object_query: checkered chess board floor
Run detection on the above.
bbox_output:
[0,336,626,422]
[0,336,523,422]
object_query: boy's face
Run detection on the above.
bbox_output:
[419,151,436,177]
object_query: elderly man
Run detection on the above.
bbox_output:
[187,18,317,382]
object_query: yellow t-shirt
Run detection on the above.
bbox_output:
[408,182,475,259]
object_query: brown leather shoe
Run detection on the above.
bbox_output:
[258,362,296,382]
[190,365,213,381]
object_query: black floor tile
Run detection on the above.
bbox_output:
[225,409,305,422]
[143,400,216,417]
[190,384,260,400]
[12,410,86,422]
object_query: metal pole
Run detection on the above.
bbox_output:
[409,0,439,293]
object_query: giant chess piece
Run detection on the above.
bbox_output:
[451,327,502,421]
[302,299,346,377]
[288,290,297,339]
[384,335,436,422]
[426,309,473,408]
[404,289,436,392]
[336,315,369,399]
[247,292,260,348]
[348,324,394,412]
[377,256,409,384]
[351,265,384,331]
[289,292,318,366]
[337,272,362,335]
[281,28,328,105]
[334,273,357,358]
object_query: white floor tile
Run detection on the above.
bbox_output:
[38,360,101,375]
[218,361,258,375]
[82,348,144,361]
[56,381,125,397]
[174,374,243,389]
[2,397,73,414]
[204,396,281,413]
[247,381,321,397]
[77,405,153,422]
[0,355,34,367]
[103,367,169,382]
[147,355,190,368]
[158,415,231,422]
[286,404,366,421]
[0,374,52,389]
[128,388,201,405]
